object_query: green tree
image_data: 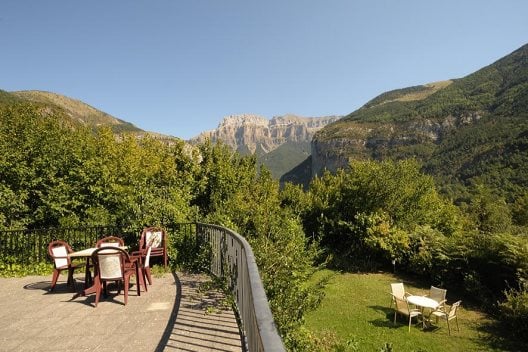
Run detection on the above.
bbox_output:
[304,159,461,270]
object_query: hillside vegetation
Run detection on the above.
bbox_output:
[313,43,528,202]
[4,90,143,134]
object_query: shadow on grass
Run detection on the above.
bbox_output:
[368,305,400,328]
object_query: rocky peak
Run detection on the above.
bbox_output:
[218,114,269,128]
[190,114,340,154]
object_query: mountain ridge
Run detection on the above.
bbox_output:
[12,90,143,134]
[306,43,528,199]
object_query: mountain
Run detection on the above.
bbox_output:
[190,114,340,178]
[10,90,143,134]
[306,43,528,199]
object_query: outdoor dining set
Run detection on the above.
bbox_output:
[390,282,462,335]
[46,226,168,307]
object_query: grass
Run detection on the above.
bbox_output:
[304,270,523,352]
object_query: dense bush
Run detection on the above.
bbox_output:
[303,159,460,270]
[499,282,528,336]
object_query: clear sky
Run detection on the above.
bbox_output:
[2,1,527,140]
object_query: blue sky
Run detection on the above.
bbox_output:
[2,1,527,140]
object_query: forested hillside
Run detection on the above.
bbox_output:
[2,90,143,134]
[312,43,528,202]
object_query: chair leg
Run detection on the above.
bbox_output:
[145,267,152,285]
[138,267,147,292]
[394,311,397,324]
[447,318,451,335]
[50,269,60,291]
[124,277,130,305]
[408,316,412,332]
[455,317,459,332]
[94,278,102,307]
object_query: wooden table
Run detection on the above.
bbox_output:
[68,247,99,289]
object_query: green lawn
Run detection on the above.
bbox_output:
[305,270,522,352]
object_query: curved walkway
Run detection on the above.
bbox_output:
[0,272,243,351]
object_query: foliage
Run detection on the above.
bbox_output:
[498,281,528,338]
[0,262,51,277]
[304,159,460,271]
[0,102,195,229]
[461,183,512,234]
[172,231,211,273]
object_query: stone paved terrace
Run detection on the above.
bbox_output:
[0,272,244,351]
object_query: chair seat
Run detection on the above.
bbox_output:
[431,310,446,318]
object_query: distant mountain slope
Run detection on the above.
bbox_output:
[190,114,340,178]
[311,43,528,199]
[11,90,142,133]
[259,141,311,179]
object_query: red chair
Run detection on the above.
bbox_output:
[137,227,168,268]
[142,245,153,286]
[48,240,83,292]
[96,235,124,248]
[130,245,153,292]
[91,247,140,307]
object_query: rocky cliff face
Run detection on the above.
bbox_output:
[190,114,340,154]
[311,113,483,176]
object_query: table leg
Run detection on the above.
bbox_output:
[84,257,93,288]
[71,274,98,300]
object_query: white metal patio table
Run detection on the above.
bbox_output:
[406,295,440,329]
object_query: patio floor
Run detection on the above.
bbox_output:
[0,272,243,351]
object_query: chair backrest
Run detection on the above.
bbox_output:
[92,247,129,280]
[429,285,447,303]
[145,230,163,248]
[96,236,124,248]
[391,283,406,300]
[144,246,152,268]
[393,295,410,314]
[139,227,165,248]
[448,300,462,318]
[48,240,72,269]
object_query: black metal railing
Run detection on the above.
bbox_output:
[0,226,132,266]
[196,223,285,352]
[0,223,285,352]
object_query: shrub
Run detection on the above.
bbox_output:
[498,281,528,339]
